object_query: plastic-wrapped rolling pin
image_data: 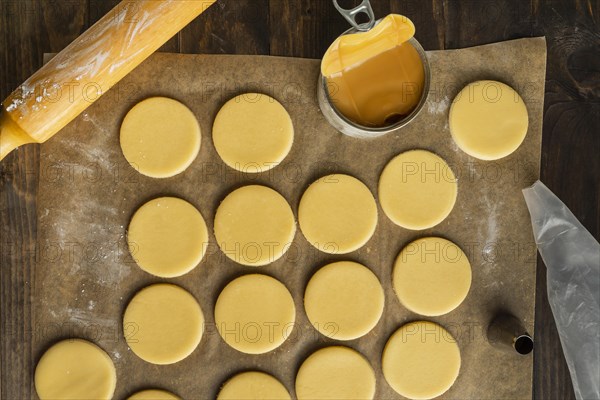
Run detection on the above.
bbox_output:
[0,0,217,161]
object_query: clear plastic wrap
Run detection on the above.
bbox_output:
[523,181,600,400]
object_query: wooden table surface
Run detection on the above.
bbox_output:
[1,1,598,399]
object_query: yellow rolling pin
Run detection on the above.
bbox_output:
[0,0,217,161]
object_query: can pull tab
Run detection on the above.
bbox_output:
[333,0,376,32]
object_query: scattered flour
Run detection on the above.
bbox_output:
[427,96,450,115]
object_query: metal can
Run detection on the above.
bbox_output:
[317,29,431,139]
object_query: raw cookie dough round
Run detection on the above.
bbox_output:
[213,93,293,173]
[217,371,291,400]
[299,174,377,254]
[128,390,180,400]
[120,97,201,178]
[214,274,295,354]
[393,237,471,316]
[214,185,296,266]
[123,284,204,365]
[35,339,116,400]
[127,197,208,278]
[304,261,384,340]
[449,80,529,160]
[379,150,457,230]
[382,321,461,399]
[296,346,376,400]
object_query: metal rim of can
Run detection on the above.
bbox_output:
[317,29,432,139]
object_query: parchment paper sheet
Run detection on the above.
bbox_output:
[35,37,546,399]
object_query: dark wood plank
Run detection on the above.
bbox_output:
[530,1,600,398]
[268,0,444,59]
[42,0,87,44]
[390,0,446,50]
[0,1,87,397]
[180,0,269,55]
[444,0,536,49]
[269,0,348,58]
[268,0,399,58]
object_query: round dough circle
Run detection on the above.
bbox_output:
[214,185,296,266]
[296,346,376,400]
[214,274,295,354]
[35,339,116,400]
[213,93,294,173]
[449,80,529,160]
[127,390,180,400]
[393,237,471,316]
[299,174,377,254]
[304,261,384,340]
[379,150,457,230]
[123,284,204,365]
[120,97,201,178]
[217,371,291,400]
[127,197,208,278]
[382,321,461,399]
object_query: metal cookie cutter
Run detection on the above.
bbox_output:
[318,0,431,139]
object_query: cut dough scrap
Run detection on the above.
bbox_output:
[299,174,377,254]
[123,284,204,365]
[296,346,376,400]
[379,150,457,230]
[214,185,296,266]
[213,93,294,172]
[214,274,295,354]
[304,261,384,340]
[217,371,291,400]
[449,80,529,160]
[35,339,116,400]
[127,390,180,400]
[120,97,201,178]
[393,237,471,316]
[127,197,208,278]
[382,321,461,400]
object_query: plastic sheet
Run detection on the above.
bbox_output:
[523,180,600,400]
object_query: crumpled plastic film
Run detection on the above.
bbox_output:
[523,180,600,400]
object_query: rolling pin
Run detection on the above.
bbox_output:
[0,0,217,161]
